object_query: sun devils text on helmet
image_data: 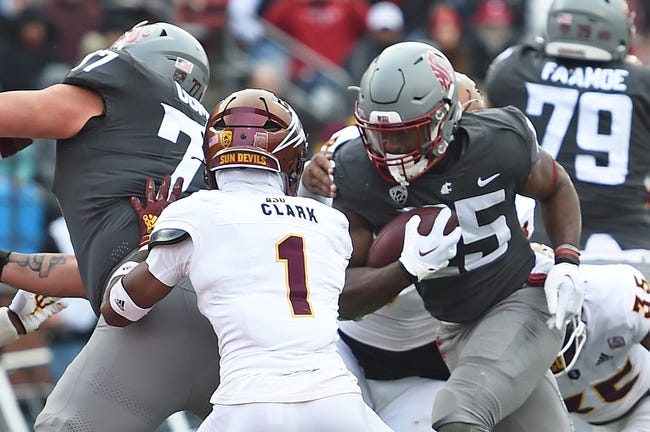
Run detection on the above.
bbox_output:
[203,88,308,195]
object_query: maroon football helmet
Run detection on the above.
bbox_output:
[203,88,308,195]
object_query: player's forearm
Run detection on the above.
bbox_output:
[0,91,39,157]
[339,263,412,320]
[0,91,39,138]
[0,85,101,140]
[0,250,86,298]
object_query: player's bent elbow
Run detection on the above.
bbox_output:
[100,303,133,327]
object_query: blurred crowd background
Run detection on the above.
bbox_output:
[1,0,650,427]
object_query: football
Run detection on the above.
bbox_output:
[366,206,458,268]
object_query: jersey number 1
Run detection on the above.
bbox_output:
[277,235,313,317]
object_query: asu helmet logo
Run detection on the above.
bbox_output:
[220,131,232,148]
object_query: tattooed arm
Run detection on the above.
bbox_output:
[0,250,86,298]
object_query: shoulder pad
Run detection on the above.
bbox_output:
[321,125,360,155]
[522,36,545,53]
[149,229,190,249]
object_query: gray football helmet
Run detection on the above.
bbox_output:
[111,22,210,101]
[354,41,462,186]
[545,0,634,62]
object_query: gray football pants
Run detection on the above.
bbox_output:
[33,279,219,432]
[431,286,574,432]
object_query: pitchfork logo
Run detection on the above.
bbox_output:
[427,51,453,92]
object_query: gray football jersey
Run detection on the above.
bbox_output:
[54,49,209,313]
[486,43,650,249]
[334,107,538,323]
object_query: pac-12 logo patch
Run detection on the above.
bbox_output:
[389,185,408,205]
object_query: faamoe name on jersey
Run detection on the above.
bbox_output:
[261,203,318,222]
[540,62,629,91]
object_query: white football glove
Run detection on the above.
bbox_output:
[398,206,462,282]
[8,290,67,333]
[543,263,584,330]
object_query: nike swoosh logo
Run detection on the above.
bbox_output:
[477,173,500,187]
[419,247,439,257]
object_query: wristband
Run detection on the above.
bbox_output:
[109,277,152,322]
[0,248,11,279]
[555,256,580,265]
[554,243,580,254]
[554,244,580,265]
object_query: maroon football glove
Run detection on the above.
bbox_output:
[130,175,184,246]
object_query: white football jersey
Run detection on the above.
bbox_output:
[555,264,650,424]
[146,172,358,405]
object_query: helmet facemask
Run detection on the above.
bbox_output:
[355,100,453,186]
[551,315,587,377]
